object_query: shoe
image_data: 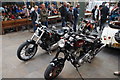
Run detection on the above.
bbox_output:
[114,71,120,76]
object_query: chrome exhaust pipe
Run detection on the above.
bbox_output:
[78,51,91,65]
[95,44,106,54]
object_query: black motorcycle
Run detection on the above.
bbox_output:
[17,23,70,61]
[44,32,105,80]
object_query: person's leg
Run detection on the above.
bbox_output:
[41,22,45,26]
[73,18,78,32]
[45,21,48,27]
[61,17,65,27]
[100,19,103,31]
[101,18,106,30]
[32,21,37,32]
[94,23,98,33]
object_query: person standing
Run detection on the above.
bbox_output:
[66,3,70,11]
[73,4,80,32]
[65,6,74,27]
[40,4,48,27]
[96,5,103,31]
[31,6,39,32]
[100,3,109,31]
[59,2,68,27]
[92,5,98,21]
[93,5,101,32]
[22,5,30,18]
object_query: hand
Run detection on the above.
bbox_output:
[35,24,38,26]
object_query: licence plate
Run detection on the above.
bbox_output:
[113,43,120,48]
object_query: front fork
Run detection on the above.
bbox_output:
[30,30,45,44]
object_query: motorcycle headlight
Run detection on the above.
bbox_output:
[58,39,65,48]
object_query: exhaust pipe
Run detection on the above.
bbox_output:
[95,44,106,54]
[78,51,91,65]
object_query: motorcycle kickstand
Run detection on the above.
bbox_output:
[75,66,85,80]
[47,50,52,55]
[46,46,52,55]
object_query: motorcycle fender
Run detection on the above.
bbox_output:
[26,40,37,45]
[50,58,64,67]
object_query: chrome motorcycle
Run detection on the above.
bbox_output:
[17,23,70,61]
[44,32,105,80]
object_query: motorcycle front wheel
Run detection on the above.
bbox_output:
[44,62,64,80]
[17,41,37,61]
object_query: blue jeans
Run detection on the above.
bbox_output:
[32,21,37,32]
[73,18,78,32]
[41,21,48,27]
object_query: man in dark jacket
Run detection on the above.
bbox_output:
[65,6,74,26]
[73,4,80,32]
[100,3,109,30]
[31,6,39,32]
[92,5,98,20]
[59,2,68,27]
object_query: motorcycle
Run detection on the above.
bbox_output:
[17,22,70,61]
[44,32,105,80]
[78,19,98,35]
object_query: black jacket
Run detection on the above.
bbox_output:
[59,6,67,17]
[31,10,38,22]
[65,10,74,24]
[73,7,79,18]
[101,6,109,19]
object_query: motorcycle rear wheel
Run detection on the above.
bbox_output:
[17,41,37,61]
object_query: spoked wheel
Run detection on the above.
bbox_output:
[44,63,64,80]
[17,41,37,61]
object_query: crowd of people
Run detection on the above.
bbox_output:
[1,1,120,33]
[91,1,120,32]
[2,5,29,21]
[1,2,60,21]
[31,2,80,32]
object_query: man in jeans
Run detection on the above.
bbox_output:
[73,4,80,32]
[59,2,67,27]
